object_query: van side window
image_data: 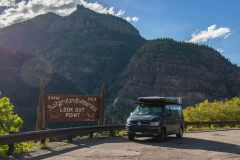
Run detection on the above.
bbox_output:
[165,105,170,116]
[177,105,183,117]
[165,105,183,117]
[169,105,179,117]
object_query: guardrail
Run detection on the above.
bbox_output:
[185,121,240,126]
[0,121,240,155]
[0,124,125,155]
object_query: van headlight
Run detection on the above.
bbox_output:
[126,119,131,126]
[150,121,160,126]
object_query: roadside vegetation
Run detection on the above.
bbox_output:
[183,97,240,131]
[0,97,33,158]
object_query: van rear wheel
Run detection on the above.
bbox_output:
[176,127,183,138]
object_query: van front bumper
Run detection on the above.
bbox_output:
[126,125,161,137]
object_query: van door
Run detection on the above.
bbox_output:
[164,105,175,134]
[169,105,181,133]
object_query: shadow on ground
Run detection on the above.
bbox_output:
[22,131,240,159]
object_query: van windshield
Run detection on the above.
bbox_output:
[132,105,164,115]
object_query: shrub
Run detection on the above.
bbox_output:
[183,97,240,131]
[0,97,32,157]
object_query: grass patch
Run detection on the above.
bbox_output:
[75,135,90,140]
[0,141,34,158]
[115,130,126,137]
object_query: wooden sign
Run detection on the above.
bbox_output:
[45,94,101,121]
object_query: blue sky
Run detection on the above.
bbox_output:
[95,0,240,65]
[0,0,239,65]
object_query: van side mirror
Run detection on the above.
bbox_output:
[130,112,133,116]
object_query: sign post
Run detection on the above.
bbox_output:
[35,80,46,130]
[99,84,105,125]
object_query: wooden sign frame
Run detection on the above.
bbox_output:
[35,82,105,130]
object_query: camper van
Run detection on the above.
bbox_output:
[125,96,184,142]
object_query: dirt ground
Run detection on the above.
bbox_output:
[20,129,240,160]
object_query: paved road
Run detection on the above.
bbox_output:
[23,129,240,160]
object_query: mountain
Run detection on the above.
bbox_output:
[0,6,239,129]
[0,5,142,51]
[0,5,144,91]
[107,39,240,123]
[0,5,145,129]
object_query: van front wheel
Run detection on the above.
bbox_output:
[158,128,166,142]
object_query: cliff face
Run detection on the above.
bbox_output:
[0,7,239,129]
[107,39,240,123]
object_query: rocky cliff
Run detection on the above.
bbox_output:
[107,39,240,123]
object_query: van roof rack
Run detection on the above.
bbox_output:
[137,96,182,105]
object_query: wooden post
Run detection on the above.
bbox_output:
[35,80,46,131]
[94,84,105,138]
[41,82,46,130]
[68,135,73,143]
[7,132,17,156]
[7,142,14,156]
[40,128,47,145]
[89,132,94,139]
[99,84,105,125]
[7,143,14,156]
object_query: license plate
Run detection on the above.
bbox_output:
[135,132,142,135]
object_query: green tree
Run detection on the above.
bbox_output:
[0,97,33,157]
[0,97,23,135]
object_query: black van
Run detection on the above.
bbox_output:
[125,96,184,142]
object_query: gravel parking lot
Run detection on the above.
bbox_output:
[23,129,240,160]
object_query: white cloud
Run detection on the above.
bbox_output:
[125,16,139,23]
[188,25,231,43]
[223,33,231,39]
[217,48,224,53]
[0,0,139,28]
[116,9,125,17]
[0,0,15,7]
